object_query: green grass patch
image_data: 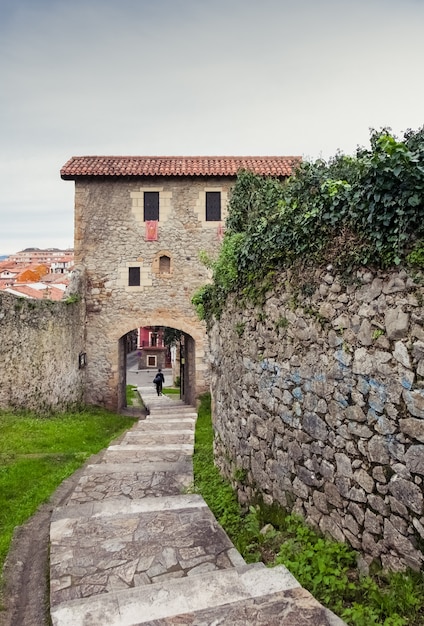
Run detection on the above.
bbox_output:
[126,384,144,408]
[126,384,137,405]
[193,393,424,626]
[162,387,181,395]
[193,393,264,557]
[0,408,135,575]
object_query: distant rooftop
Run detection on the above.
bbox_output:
[61,156,302,179]
[21,247,62,252]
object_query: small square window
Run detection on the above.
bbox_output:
[206,191,221,221]
[144,192,159,221]
[147,355,157,367]
[128,267,140,286]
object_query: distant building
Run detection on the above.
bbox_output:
[137,326,171,370]
[8,247,74,265]
[0,248,74,299]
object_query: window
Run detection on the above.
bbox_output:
[159,255,171,274]
[144,192,159,221]
[206,191,221,221]
[147,355,157,367]
[128,267,140,286]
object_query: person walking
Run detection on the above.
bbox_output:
[153,368,165,396]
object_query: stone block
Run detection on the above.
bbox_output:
[402,389,424,419]
[400,418,424,443]
[405,444,424,475]
[389,475,423,514]
[335,453,353,478]
[354,469,374,493]
[367,436,390,464]
[384,308,410,340]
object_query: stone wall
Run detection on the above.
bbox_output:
[0,291,85,413]
[209,266,424,570]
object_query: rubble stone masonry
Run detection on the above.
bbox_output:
[209,266,424,570]
[0,291,85,412]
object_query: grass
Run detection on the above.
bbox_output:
[126,384,145,408]
[126,384,138,405]
[193,393,424,626]
[192,393,246,544]
[0,407,135,576]
[162,387,181,395]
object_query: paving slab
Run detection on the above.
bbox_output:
[132,421,195,431]
[67,461,193,504]
[107,444,193,453]
[121,431,194,446]
[50,497,242,605]
[102,448,192,464]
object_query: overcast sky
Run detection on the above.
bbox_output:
[0,0,423,256]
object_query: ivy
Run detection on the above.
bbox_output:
[193,127,424,322]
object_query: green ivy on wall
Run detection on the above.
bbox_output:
[193,127,424,322]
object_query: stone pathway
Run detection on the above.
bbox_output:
[49,387,346,625]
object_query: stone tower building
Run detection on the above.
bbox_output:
[61,156,300,410]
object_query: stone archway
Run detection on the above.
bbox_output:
[118,324,198,411]
[82,305,208,412]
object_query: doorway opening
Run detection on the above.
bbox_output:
[119,325,195,410]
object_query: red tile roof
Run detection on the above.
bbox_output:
[4,284,66,301]
[61,156,301,179]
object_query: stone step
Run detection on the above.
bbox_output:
[50,495,244,607]
[148,409,197,418]
[83,461,193,474]
[107,443,193,453]
[120,431,194,446]
[50,563,344,626]
[125,428,194,435]
[132,421,195,431]
[143,403,196,413]
[67,461,193,504]
[147,403,195,409]
[102,448,191,464]
[146,409,195,415]
[144,417,196,425]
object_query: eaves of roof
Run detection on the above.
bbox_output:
[60,156,302,180]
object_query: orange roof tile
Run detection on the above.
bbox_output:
[0,260,18,270]
[61,156,301,179]
[5,284,65,301]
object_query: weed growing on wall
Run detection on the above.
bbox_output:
[193,126,424,322]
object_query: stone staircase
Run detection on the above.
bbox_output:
[49,388,345,625]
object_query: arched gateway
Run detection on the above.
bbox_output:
[61,155,300,410]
